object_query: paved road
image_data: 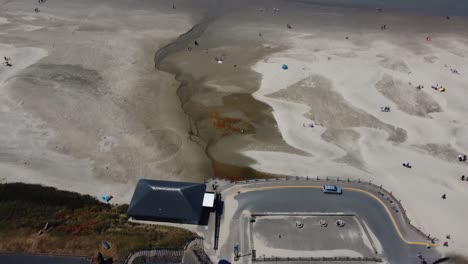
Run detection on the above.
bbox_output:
[0,254,91,264]
[217,183,440,264]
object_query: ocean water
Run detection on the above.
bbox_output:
[282,0,468,16]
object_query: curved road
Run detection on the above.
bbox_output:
[217,182,441,264]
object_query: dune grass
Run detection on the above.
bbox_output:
[0,183,194,263]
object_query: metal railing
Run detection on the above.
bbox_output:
[121,237,210,264]
[253,256,383,262]
[121,248,184,264]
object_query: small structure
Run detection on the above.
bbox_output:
[319,220,327,227]
[295,221,303,228]
[127,179,208,224]
[336,220,345,227]
[203,192,215,208]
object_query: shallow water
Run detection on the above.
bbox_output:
[281,0,467,16]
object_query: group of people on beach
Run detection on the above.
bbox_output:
[34,0,46,13]
[402,162,412,168]
[380,106,390,112]
[458,154,467,162]
[2,57,12,67]
[417,252,428,264]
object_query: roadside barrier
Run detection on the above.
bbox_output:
[253,256,383,262]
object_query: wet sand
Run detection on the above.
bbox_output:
[158,19,305,172]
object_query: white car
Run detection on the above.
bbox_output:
[322,185,343,194]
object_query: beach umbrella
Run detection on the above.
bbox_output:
[282,64,288,70]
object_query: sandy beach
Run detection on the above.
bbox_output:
[1,0,468,259]
[244,13,468,257]
[0,0,212,203]
[161,5,468,257]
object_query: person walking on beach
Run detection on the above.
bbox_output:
[442,194,447,199]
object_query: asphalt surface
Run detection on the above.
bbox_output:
[219,186,440,264]
[0,254,91,264]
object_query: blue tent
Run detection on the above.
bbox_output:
[101,195,113,203]
[282,64,288,70]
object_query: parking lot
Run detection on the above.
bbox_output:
[214,182,440,264]
[251,215,375,259]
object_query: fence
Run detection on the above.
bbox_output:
[121,238,210,264]
[121,249,184,264]
[188,238,212,264]
[253,256,383,262]
[213,195,223,250]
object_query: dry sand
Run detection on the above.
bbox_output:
[0,0,212,203]
[245,16,468,256]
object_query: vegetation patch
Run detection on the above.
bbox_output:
[0,183,194,263]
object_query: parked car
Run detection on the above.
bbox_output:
[322,185,342,194]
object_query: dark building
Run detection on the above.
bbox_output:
[127,179,207,224]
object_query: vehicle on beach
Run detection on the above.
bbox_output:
[322,185,342,194]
